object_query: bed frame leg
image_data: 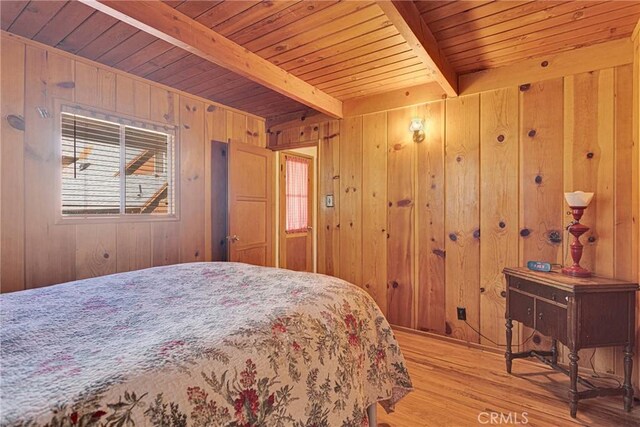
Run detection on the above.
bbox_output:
[367,403,377,427]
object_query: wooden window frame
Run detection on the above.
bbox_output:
[54,99,180,224]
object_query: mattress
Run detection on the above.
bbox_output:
[1,262,412,426]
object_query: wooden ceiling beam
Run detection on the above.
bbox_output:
[79,0,343,118]
[377,0,458,97]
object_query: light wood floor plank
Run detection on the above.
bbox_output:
[378,330,639,426]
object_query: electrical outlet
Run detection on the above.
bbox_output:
[457,307,467,321]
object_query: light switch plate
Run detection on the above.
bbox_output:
[325,194,334,208]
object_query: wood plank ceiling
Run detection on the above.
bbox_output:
[416,0,640,74]
[2,1,639,119]
[1,0,435,119]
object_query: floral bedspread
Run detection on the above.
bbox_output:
[1,262,412,426]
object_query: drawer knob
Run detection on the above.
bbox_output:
[527,308,532,315]
[538,312,544,320]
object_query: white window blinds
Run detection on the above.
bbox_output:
[61,111,175,217]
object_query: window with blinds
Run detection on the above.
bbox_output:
[61,112,175,217]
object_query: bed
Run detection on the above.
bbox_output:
[1,262,412,426]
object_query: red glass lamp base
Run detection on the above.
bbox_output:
[561,206,592,278]
[561,265,592,278]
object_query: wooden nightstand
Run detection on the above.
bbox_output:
[503,267,638,418]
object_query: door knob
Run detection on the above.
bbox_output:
[226,235,240,243]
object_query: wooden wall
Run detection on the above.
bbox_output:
[633,22,640,395]
[311,63,638,385]
[0,33,266,292]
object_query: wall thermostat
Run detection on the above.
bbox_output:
[325,194,334,208]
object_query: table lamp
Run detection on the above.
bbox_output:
[561,191,594,277]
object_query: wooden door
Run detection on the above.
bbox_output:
[279,152,313,272]
[228,142,274,266]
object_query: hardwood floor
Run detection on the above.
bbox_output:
[378,330,639,426]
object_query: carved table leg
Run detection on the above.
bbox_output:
[623,344,634,412]
[505,318,513,374]
[551,339,558,365]
[568,350,579,418]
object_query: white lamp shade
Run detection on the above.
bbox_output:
[564,191,594,207]
[409,118,424,132]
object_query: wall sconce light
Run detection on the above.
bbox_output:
[409,118,425,143]
[561,191,594,277]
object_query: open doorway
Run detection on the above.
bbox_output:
[210,140,228,261]
[278,150,316,272]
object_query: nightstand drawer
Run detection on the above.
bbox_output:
[536,300,567,344]
[508,290,534,328]
[509,276,570,305]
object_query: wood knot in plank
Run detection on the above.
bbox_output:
[432,248,445,258]
[473,229,480,239]
[499,221,506,229]
[586,152,594,159]
[207,105,216,112]
[540,60,549,68]
[497,134,505,143]
[548,230,562,244]
[448,233,457,242]
[57,81,75,89]
[6,114,25,131]
[519,83,531,92]
[520,228,531,237]
[535,175,543,184]
[396,199,412,207]
[528,129,536,137]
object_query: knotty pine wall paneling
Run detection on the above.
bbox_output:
[444,95,481,342]
[0,33,266,292]
[362,112,388,316]
[416,101,446,334]
[24,46,76,288]
[613,64,635,378]
[338,116,363,287]
[179,97,206,263]
[632,27,640,390]
[519,78,564,355]
[479,88,518,347]
[302,61,638,387]
[564,69,618,373]
[387,107,415,327]
[0,36,25,292]
[317,120,340,277]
